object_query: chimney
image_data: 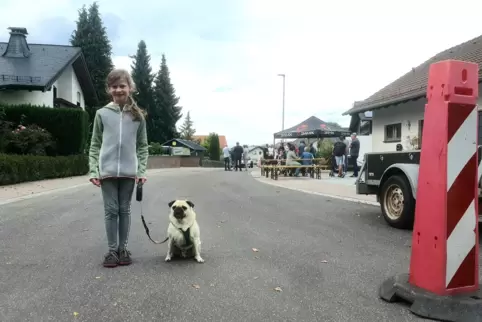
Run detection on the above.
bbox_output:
[3,27,30,58]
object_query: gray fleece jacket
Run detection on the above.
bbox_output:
[88,102,149,180]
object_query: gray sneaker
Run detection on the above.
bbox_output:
[118,249,132,266]
[103,251,119,268]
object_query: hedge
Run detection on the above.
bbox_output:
[1,104,89,156]
[0,154,89,185]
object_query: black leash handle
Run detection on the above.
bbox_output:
[136,181,168,245]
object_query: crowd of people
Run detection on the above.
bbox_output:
[222,142,250,171]
[220,133,361,179]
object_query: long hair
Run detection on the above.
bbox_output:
[106,69,147,121]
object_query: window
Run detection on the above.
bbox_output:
[76,91,81,107]
[384,123,401,142]
[418,120,424,149]
[52,86,59,108]
[359,120,372,135]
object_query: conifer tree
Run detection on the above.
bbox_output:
[179,111,196,140]
[71,1,114,115]
[153,54,182,140]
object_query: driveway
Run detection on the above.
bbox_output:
[1,168,476,321]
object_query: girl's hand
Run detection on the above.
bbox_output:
[90,178,101,187]
[137,177,147,184]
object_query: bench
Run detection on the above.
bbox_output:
[261,164,323,180]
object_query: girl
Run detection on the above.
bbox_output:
[88,69,149,268]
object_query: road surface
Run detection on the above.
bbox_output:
[1,168,478,321]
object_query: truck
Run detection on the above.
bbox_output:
[355,148,482,230]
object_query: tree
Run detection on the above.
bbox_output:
[179,111,195,140]
[153,54,182,140]
[71,1,114,118]
[130,40,159,143]
[207,132,220,161]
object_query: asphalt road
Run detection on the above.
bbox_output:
[1,168,480,322]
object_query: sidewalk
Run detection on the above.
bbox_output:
[0,167,219,205]
[251,169,379,206]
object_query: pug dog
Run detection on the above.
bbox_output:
[165,200,204,263]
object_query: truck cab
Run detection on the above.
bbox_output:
[355,147,482,229]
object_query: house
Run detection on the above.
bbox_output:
[0,27,97,109]
[193,135,228,148]
[162,138,207,157]
[343,34,482,153]
[246,146,265,163]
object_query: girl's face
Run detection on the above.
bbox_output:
[109,79,131,104]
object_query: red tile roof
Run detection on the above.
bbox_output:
[193,135,228,147]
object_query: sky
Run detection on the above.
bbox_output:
[2,0,482,145]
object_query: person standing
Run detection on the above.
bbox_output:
[243,145,250,171]
[349,133,360,177]
[233,142,244,171]
[332,138,347,178]
[222,144,231,171]
[343,136,350,174]
[89,69,149,268]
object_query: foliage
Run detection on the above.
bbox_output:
[316,139,334,165]
[4,124,56,156]
[153,54,183,141]
[0,154,88,186]
[148,142,163,155]
[207,132,220,161]
[130,40,159,142]
[70,2,114,114]
[0,104,89,156]
[179,111,195,140]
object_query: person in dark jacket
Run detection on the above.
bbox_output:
[349,133,360,177]
[232,142,244,171]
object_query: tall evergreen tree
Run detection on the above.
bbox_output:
[207,132,220,161]
[130,40,161,143]
[179,111,196,140]
[153,54,182,140]
[71,2,114,120]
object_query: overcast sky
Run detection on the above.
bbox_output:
[2,0,482,145]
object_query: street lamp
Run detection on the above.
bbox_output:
[278,73,285,131]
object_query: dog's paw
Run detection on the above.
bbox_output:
[195,256,204,263]
[165,255,172,262]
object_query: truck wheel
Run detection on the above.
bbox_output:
[380,174,415,230]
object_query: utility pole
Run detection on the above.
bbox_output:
[278,73,285,131]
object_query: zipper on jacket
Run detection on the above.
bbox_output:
[117,110,123,176]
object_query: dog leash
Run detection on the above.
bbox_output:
[136,181,168,245]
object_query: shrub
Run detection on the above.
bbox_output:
[207,132,220,161]
[0,104,89,156]
[5,124,56,156]
[148,142,163,155]
[0,154,88,185]
[316,139,334,165]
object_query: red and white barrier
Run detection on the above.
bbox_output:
[409,60,479,296]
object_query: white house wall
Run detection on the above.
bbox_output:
[371,83,482,152]
[0,63,85,109]
[0,85,54,107]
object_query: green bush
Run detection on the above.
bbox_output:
[316,139,334,165]
[4,124,56,156]
[0,154,88,185]
[207,132,220,161]
[0,104,89,156]
[148,142,163,155]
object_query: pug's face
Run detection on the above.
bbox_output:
[168,200,195,220]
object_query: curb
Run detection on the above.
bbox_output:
[0,167,222,206]
[251,171,379,207]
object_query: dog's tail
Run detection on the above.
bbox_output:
[141,215,168,244]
